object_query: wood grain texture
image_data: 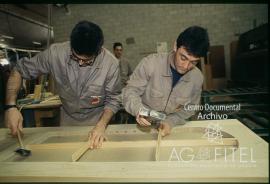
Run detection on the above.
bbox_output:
[27,138,238,150]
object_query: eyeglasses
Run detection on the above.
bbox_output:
[70,50,96,67]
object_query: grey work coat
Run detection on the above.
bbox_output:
[122,51,203,127]
[16,42,121,126]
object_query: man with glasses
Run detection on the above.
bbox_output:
[122,26,209,137]
[5,21,121,149]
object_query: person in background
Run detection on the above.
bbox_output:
[113,42,132,88]
[112,42,133,124]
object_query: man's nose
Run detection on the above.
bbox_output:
[181,61,189,69]
[79,59,84,65]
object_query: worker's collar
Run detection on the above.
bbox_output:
[163,51,191,82]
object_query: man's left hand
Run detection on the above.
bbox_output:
[158,122,172,137]
[88,123,106,149]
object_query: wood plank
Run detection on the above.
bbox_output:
[200,57,207,90]
[72,142,90,162]
[22,100,62,109]
[27,138,238,150]
[205,64,213,89]
[33,85,42,101]
[155,129,162,161]
[209,45,226,78]
[200,57,213,90]
[0,160,267,182]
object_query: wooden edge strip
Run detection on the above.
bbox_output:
[27,138,238,150]
[155,129,162,161]
[71,142,90,162]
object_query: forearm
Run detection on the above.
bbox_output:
[165,90,202,127]
[5,69,22,105]
[96,108,114,128]
[165,109,194,127]
[122,87,145,116]
[104,94,121,114]
[122,57,152,116]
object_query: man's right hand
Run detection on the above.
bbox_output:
[5,108,23,136]
[136,113,151,126]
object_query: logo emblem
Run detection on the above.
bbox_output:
[90,96,101,105]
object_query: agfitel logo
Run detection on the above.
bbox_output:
[202,123,223,144]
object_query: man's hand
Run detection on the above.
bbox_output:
[5,108,23,136]
[158,122,172,137]
[88,108,113,149]
[88,123,106,149]
[136,113,151,126]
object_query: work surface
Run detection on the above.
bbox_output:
[0,119,268,182]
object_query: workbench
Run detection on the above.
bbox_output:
[18,95,62,127]
[0,119,268,182]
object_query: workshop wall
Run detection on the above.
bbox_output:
[52,4,268,79]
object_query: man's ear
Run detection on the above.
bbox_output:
[173,41,177,52]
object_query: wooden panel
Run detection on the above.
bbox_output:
[209,45,226,78]
[34,109,58,127]
[204,64,213,89]
[2,127,238,162]
[230,40,239,82]
[6,139,238,162]
[212,78,227,89]
[28,138,238,149]
[200,57,213,90]
[0,119,268,182]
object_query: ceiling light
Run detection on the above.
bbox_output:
[55,4,65,7]
[0,58,10,66]
[0,35,14,40]
[32,41,42,45]
[0,43,7,48]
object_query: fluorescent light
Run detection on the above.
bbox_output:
[0,39,5,42]
[32,41,41,45]
[0,58,10,66]
[0,35,14,40]
[55,4,65,7]
[0,43,7,48]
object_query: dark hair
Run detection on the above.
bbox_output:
[113,42,123,50]
[176,26,209,57]
[70,21,104,57]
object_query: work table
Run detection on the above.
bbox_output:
[0,119,268,182]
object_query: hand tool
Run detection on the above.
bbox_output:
[138,107,166,124]
[15,131,31,157]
